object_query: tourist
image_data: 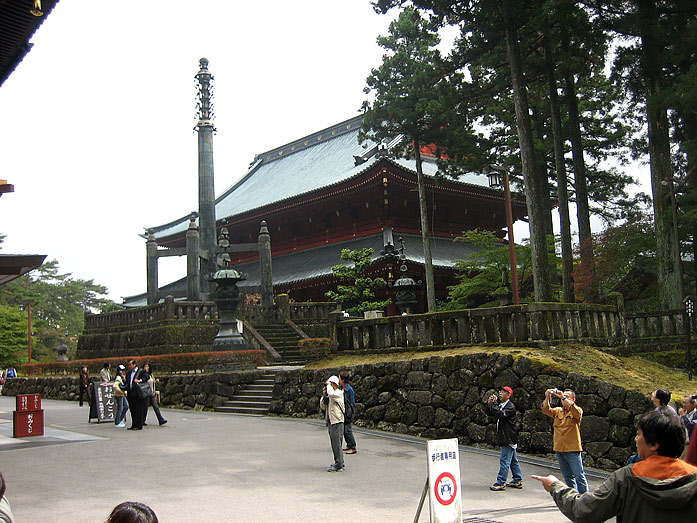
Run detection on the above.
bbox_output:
[487,385,523,491]
[125,359,149,430]
[142,363,167,426]
[652,388,678,415]
[679,395,697,441]
[339,371,356,454]
[542,388,589,493]
[320,375,345,472]
[104,501,158,523]
[79,365,91,407]
[100,362,112,382]
[0,371,4,395]
[113,364,129,428]
[5,366,16,379]
[0,471,14,523]
[532,410,697,521]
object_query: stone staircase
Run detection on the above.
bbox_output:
[215,372,276,415]
[254,324,305,365]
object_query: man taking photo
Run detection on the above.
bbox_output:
[542,388,588,493]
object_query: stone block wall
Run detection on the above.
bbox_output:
[2,370,265,411]
[268,353,654,470]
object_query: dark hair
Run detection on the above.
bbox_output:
[128,359,137,366]
[563,389,576,399]
[0,472,6,499]
[654,388,671,406]
[103,362,111,369]
[143,362,151,372]
[637,410,686,458]
[339,371,350,383]
[105,501,158,523]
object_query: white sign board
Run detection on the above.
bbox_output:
[427,438,462,523]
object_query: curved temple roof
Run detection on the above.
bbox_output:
[150,115,490,240]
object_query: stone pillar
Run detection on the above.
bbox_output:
[146,229,158,305]
[186,215,201,301]
[195,58,217,291]
[258,220,273,307]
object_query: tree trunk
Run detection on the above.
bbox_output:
[561,31,595,303]
[414,141,437,312]
[639,0,682,309]
[501,0,552,302]
[544,35,574,303]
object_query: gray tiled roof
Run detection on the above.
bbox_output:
[122,232,479,306]
[150,116,489,240]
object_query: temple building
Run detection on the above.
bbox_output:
[125,113,526,314]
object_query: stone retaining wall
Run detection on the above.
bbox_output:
[269,353,654,470]
[2,370,265,411]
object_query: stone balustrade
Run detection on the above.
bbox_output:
[333,303,624,351]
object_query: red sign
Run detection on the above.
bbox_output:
[13,410,44,438]
[16,394,41,412]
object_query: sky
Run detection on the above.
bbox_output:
[0,0,649,304]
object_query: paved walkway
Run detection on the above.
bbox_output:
[0,397,611,522]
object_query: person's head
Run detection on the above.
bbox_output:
[0,471,6,499]
[103,362,111,370]
[81,366,88,373]
[339,371,350,386]
[562,389,576,405]
[652,388,671,407]
[683,395,697,413]
[105,501,158,523]
[128,359,137,370]
[635,410,686,459]
[326,375,340,390]
[499,386,513,402]
[143,363,151,374]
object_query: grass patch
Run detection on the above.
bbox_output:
[306,342,697,398]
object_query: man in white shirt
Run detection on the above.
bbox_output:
[320,375,345,472]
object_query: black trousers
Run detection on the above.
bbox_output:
[128,396,147,428]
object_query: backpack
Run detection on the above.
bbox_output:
[342,398,354,423]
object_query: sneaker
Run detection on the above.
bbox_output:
[490,483,506,491]
[506,481,523,489]
[345,449,357,454]
[116,422,126,428]
[342,447,350,451]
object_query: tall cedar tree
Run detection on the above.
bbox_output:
[361,7,469,311]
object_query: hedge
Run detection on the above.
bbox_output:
[21,350,267,376]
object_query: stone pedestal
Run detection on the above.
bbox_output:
[208,269,250,351]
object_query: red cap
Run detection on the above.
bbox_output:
[501,386,513,396]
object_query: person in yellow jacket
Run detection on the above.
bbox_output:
[113,365,129,428]
[320,375,344,472]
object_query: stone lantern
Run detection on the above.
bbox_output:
[207,267,249,351]
[390,237,421,315]
[53,337,69,362]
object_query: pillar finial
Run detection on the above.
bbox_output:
[195,57,215,130]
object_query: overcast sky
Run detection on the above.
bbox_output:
[0,1,648,304]
[0,1,404,301]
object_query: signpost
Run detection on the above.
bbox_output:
[13,394,44,438]
[89,382,116,423]
[413,438,462,523]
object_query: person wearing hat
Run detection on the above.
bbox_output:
[487,385,523,490]
[320,375,345,472]
[542,388,588,493]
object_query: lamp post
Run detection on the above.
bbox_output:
[18,303,32,363]
[484,165,520,305]
[684,295,694,381]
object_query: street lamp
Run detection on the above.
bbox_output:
[483,165,520,305]
[18,303,32,363]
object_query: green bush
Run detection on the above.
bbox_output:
[298,338,331,361]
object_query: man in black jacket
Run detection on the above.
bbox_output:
[125,359,149,430]
[488,385,522,491]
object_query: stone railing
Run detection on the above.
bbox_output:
[625,309,696,339]
[85,296,217,332]
[290,302,339,323]
[332,303,623,351]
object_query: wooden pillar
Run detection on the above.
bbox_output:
[258,220,273,307]
[186,215,201,301]
[146,229,158,305]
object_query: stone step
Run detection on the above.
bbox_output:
[244,384,274,392]
[234,391,273,398]
[220,400,270,409]
[214,406,267,415]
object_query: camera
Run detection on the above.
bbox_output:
[551,388,560,395]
